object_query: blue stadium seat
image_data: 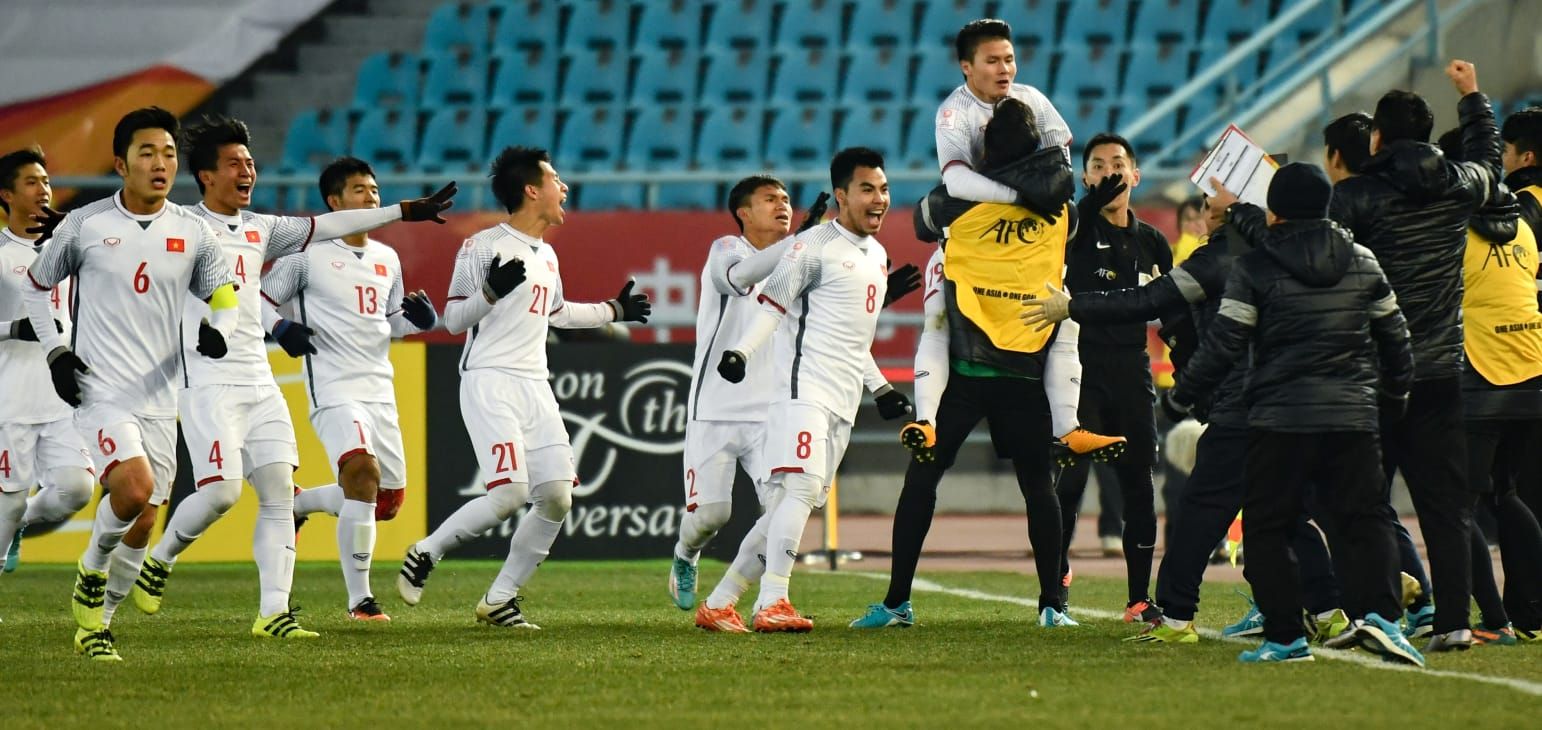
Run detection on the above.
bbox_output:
[1052,42,1121,99]
[632,47,699,105]
[424,2,491,56]
[910,46,960,106]
[635,0,700,49]
[560,46,629,105]
[488,47,560,106]
[1267,4,1337,68]
[703,0,773,52]
[1122,41,1192,102]
[563,0,630,51]
[1195,40,1259,102]
[1053,96,1115,143]
[1013,40,1054,93]
[488,106,557,153]
[282,108,348,170]
[835,107,903,163]
[773,0,842,50]
[700,47,769,104]
[765,106,834,168]
[418,107,488,169]
[889,178,935,211]
[626,106,693,170]
[559,106,640,209]
[375,162,428,208]
[655,181,718,210]
[1202,0,1269,45]
[842,46,908,104]
[1130,0,1200,43]
[250,178,281,211]
[351,109,419,166]
[1061,0,1131,46]
[696,105,765,171]
[421,51,489,107]
[848,0,914,47]
[901,106,937,169]
[280,167,322,213]
[917,0,977,47]
[352,51,421,109]
[490,0,560,51]
[770,48,839,104]
[1114,96,1177,158]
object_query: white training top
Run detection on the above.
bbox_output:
[26,193,232,416]
[689,235,778,423]
[0,228,73,424]
[935,82,1073,170]
[262,237,418,409]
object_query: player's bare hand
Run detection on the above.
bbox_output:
[1208,177,1239,212]
[1446,60,1478,95]
[401,182,458,223]
[1020,283,1070,331]
[26,205,65,243]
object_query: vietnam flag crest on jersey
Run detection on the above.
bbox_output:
[245,230,262,243]
[166,237,185,252]
[374,263,388,277]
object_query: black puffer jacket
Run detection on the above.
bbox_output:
[1067,224,1256,426]
[1461,187,1542,419]
[1171,204,1414,433]
[1328,92,1501,380]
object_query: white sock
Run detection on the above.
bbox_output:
[486,481,569,604]
[706,507,774,610]
[1315,609,1340,621]
[82,497,136,572]
[151,479,241,566]
[418,483,526,561]
[756,477,818,612]
[251,464,298,617]
[295,484,343,518]
[338,499,376,608]
[23,467,94,527]
[0,491,25,557]
[1045,317,1084,437]
[101,542,147,627]
[674,501,731,564]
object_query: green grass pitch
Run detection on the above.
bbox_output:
[2,560,1539,728]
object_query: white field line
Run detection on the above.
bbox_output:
[824,570,1542,698]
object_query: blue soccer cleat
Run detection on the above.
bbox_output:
[1402,604,1435,639]
[849,601,915,629]
[1358,612,1426,667]
[3,526,21,573]
[1039,606,1080,627]
[1222,591,1265,638]
[1238,636,1315,663]
[668,557,697,611]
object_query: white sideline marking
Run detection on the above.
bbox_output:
[826,571,1542,698]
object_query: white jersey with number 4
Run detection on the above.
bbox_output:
[262,237,414,409]
[935,83,1072,170]
[26,194,231,416]
[754,221,889,422]
[0,229,73,424]
[689,235,777,423]
[180,204,318,388]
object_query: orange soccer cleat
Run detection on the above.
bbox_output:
[695,603,751,633]
[752,598,814,633]
[1053,428,1127,467]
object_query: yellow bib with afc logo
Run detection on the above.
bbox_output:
[943,202,1069,355]
[1463,218,1542,385]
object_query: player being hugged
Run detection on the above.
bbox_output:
[395,147,650,629]
[261,157,442,622]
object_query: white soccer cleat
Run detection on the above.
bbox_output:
[397,545,436,606]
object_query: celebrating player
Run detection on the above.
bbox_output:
[395,147,650,629]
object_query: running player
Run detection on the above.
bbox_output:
[395,147,650,628]
[262,156,439,621]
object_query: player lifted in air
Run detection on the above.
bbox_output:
[261,156,441,621]
[713,148,914,632]
[25,107,236,661]
[0,148,94,586]
[396,147,650,628]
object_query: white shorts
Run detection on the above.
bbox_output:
[75,403,177,505]
[180,383,299,486]
[0,417,93,493]
[764,400,852,507]
[682,419,768,508]
[460,370,574,488]
[309,401,407,489]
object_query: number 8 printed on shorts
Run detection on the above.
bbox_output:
[795,430,813,460]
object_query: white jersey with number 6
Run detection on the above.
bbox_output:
[0,229,73,424]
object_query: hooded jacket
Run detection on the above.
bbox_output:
[1459,186,1542,419]
[1328,92,1501,381]
[1171,204,1414,433]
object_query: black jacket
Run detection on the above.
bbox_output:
[1063,198,1172,350]
[1328,92,1501,380]
[1067,224,1255,426]
[1461,187,1542,419]
[1171,204,1415,433]
[1506,165,1542,235]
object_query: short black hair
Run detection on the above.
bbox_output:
[981,97,1040,168]
[1502,107,1542,160]
[112,106,180,160]
[490,146,551,213]
[830,147,885,191]
[956,18,1013,62]
[318,156,377,211]
[1082,132,1137,169]
[0,147,46,214]
[181,114,252,195]
[1323,112,1373,173]
[1373,90,1434,145]
[1177,194,1204,219]
[726,174,786,232]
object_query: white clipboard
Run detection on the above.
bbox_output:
[1189,124,1280,208]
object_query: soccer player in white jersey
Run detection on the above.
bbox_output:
[130,120,454,636]
[394,147,651,628]
[261,157,439,622]
[0,148,94,586]
[24,107,238,661]
[713,148,915,632]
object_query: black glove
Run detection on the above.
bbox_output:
[26,204,65,243]
[401,291,437,330]
[610,279,651,323]
[272,319,317,357]
[8,318,61,342]
[482,254,526,301]
[399,181,457,223]
[197,319,228,359]
[1082,173,1128,212]
[797,191,830,233]
[46,347,88,407]
[1015,191,1062,224]
[883,262,922,308]
[717,350,746,383]
[1379,391,1409,422]
[1158,389,1191,423]
[874,388,914,421]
